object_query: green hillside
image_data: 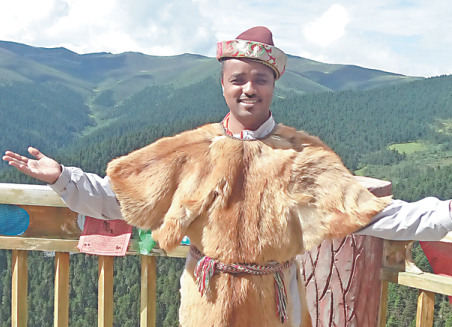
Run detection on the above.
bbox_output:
[0,40,419,173]
[0,83,94,156]
[0,41,423,169]
[283,55,419,91]
[0,40,418,110]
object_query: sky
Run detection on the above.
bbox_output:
[0,0,451,77]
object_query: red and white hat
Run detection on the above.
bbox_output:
[216,26,287,80]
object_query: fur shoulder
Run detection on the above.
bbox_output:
[107,123,222,179]
[106,123,222,249]
[265,124,391,251]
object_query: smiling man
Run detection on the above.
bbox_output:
[3,27,452,327]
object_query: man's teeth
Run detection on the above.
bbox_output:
[241,100,258,103]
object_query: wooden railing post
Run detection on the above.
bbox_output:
[378,280,389,327]
[140,255,157,327]
[416,290,435,327]
[11,250,28,327]
[98,256,114,327]
[54,252,70,327]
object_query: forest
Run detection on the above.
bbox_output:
[0,48,452,325]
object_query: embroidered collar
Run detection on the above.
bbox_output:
[222,113,276,140]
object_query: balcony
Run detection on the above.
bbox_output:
[0,182,451,326]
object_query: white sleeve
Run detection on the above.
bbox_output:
[355,197,452,241]
[49,165,123,220]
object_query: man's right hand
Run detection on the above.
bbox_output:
[2,147,62,184]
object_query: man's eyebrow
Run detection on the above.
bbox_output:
[256,72,271,78]
[229,72,271,78]
[229,73,245,78]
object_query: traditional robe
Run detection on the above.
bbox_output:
[106,123,390,327]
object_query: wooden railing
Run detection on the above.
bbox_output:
[0,183,188,327]
[0,183,451,326]
[378,236,452,327]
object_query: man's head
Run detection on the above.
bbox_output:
[217,27,287,131]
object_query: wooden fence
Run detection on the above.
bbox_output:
[0,183,451,326]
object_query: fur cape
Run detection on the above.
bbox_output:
[106,123,391,327]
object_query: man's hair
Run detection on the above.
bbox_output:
[220,59,226,78]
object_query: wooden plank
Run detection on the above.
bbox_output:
[0,183,66,207]
[416,290,435,327]
[19,205,80,239]
[11,250,28,327]
[382,240,409,270]
[54,252,70,327]
[98,256,114,327]
[381,268,452,296]
[162,245,190,258]
[0,236,190,258]
[378,280,389,327]
[440,232,452,243]
[140,256,157,327]
[354,175,392,197]
[0,236,80,252]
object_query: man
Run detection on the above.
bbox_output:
[3,27,452,327]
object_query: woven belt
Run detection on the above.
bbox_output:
[190,246,293,324]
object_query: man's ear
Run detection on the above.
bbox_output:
[220,78,225,96]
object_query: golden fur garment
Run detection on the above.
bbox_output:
[107,123,390,327]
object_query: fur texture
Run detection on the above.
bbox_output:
[107,123,390,327]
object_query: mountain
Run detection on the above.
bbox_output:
[280,55,418,93]
[0,40,422,171]
[0,40,440,167]
[0,40,419,101]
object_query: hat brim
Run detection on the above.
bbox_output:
[217,39,286,79]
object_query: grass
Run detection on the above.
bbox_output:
[354,167,367,176]
[355,142,452,182]
[388,142,428,154]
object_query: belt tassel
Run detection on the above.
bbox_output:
[274,271,288,323]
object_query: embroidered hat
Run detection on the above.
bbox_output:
[216,26,287,79]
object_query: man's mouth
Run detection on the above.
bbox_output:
[239,99,259,104]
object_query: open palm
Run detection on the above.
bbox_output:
[2,147,62,184]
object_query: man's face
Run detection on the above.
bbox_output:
[221,58,275,130]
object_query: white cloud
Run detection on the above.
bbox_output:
[0,0,67,43]
[303,4,350,47]
[0,0,217,55]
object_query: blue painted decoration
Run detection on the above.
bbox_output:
[0,204,30,236]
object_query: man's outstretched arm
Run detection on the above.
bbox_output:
[3,148,122,220]
[356,197,452,241]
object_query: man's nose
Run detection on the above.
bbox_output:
[242,81,256,95]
